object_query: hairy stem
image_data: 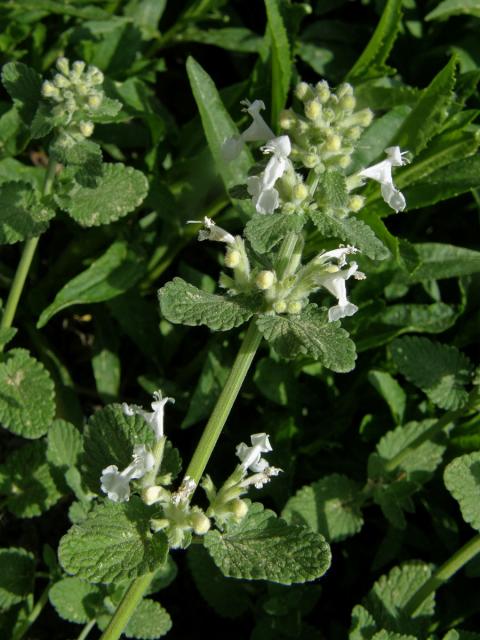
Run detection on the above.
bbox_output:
[99,573,153,640]
[0,157,57,346]
[77,619,96,640]
[403,533,480,617]
[12,584,50,640]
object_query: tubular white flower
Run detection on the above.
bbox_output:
[100,445,155,503]
[236,432,273,472]
[317,262,365,322]
[187,216,235,244]
[222,99,275,161]
[247,135,292,214]
[122,390,174,440]
[358,146,408,213]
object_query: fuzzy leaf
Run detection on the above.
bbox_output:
[58,498,168,583]
[204,502,331,585]
[0,441,64,518]
[37,241,145,328]
[159,277,258,331]
[244,213,305,254]
[282,474,364,542]
[368,370,406,424]
[81,404,155,494]
[47,420,83,469]
[349,604,377,640]
[444,452,480,531]
[364,562,435,635]
[54,163,148,227]
[1,61,42,125]
[405,243,480,282]
[0,181,55,245]
[49,577,104,623]
[391,337,473,410]
[0,349,55,439]
[124,599,172,639]
[426,0,480,20]
[0,548,35,612]
[256,304,356,372]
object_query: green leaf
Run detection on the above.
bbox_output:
[444,452,480,531]
[92,311,121,402]
[58,498,168,583]
[368,370,406,424]
[37,241,145,328]
[265,0,291,122]
[47,420,83,469]
[391,337,473,410]
[347,0,403,81]
[0,548,35,612]
[372,632,417,640]
[124,599,172,639]
[186,57,251,189]
[50,135,103,173]
[181,27,262,52]
[349,604,377,640]
[49,577,104,623]
[254,357,299,406]
[159,277,258,331]
[317,171,349,209]
[81,404,155,494]
[188,546,250,618]
[0,441,64,518]
[0,181,55,245]
[0,349,55,439]
[245,213,305,254]
[282,474,364,542]
[393,57,457,155]
[1,62,42,125]
[309,209,389,260]
[426,0,480,20]
[404,243,480,282]
[204,502,331,585]
[363,562,435,635]
[54,163,148,227]
[256,304,356,373]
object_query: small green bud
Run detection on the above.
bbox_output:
[53,73,69,88]
[77,83,89,96]
[315,81,330,103]
[339,95,356,111]
[79,121,94,137]
[86,66,104,85]
[56,57,69,75]
[295,81,311,101]
[325,134,342,152]
[142,486,170,505]
[346,126,362,141]
[279,109,296,130]
[337,155,352,169]
[256,270,275,290]
[41,81,58,98]
[230,499,248,520]
[190,510,211,535]
[348,195,365,212]
[87,94,102,109]
[304,99,321,121]
[293,183,309,202]
[224,248,241,268]
[303,153,319,168]
[273,300,287,314]
[323,108,335,122]
[337,83,353,98]
[287,300,302,314]
[357,108,373,127]
[71,60,86,78]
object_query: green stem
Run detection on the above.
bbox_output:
[77,619,96,640]
[0,157,57,344]
[276,232,300,280]
[403,533,480,617]
[12,584,50,640]
[184,319,262,484]
[99,572,153,640]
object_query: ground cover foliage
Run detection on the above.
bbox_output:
[0,0,480,639]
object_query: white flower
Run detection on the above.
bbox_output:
[101,445,155,503]
[240,465,282,490]
[246,135,292,214]
[236,432,273,472]
[186,216,235,244]
[222,99,275,161]
[123,390,174,440]
[358,146,408,213]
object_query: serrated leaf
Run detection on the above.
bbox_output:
[0,349,55,438]
[372,632,417,640]
[204,502,331,585]
[317,171,348,209]
[349,604,377,640]
[393,57,457,155]
[309,209,389,260]
[265,0,291,122]
[159,277,258,331]
[426,0,480,20]
[0,441,64,518]
[364,562,435,635]
[81,404,155,494]
[188,546,250,618]
[37,241,145,328]
[54,163,148,227]
[0,548,35,612]
[30,101,61,139]
[444,452,480,531]
[47,420,83,468]
[49,577,104,623]
[1,62,42,125]
[368,370,406,424]
[372,481,416,529]
[256,304,356,373]
[244,213,305,254]
[347,0,403,81]
[391,337,473,410]
[282,474,364,542]
[0,181,55,245]
[124,598,172,639]
[405,243,480,282]
[58,498,168,583]
[186,57,251,190]
[50,135,103,174]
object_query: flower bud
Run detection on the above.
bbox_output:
[348,195,365,212]
[295,81,311,101]
[224,248,241,268]
[87,94,102,109]
[86,66,104,85]
[303,153,318,168]
[256,270,275,290]
[339,95,356,111]
[273,300,287,314]
[279,109,296,130]
[230,498,248,520]
[41,81,58,98]
[337,155,352,169]
[315,81,330,103]
[357,108,373,127]
[304,99,321,121]
[337,83,353,98]
[293,183,308,202]
[53,73,70,88]
[142,486,170,506]
[71,60,86,78]
[190,510,211,535]
[346,126,362,141]
[56,57,69,75]
[79,121,94,137]
[325,134,342,152]
[287,300,302,314]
